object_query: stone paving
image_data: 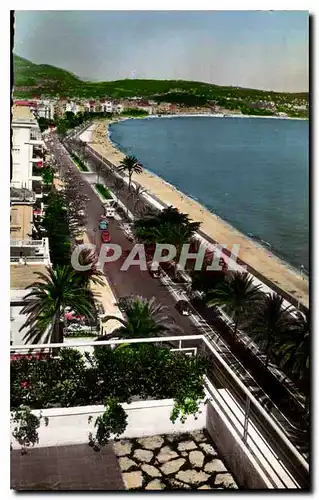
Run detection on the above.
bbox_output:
[113,430,239,490]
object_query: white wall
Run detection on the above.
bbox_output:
[11,126,33,190]
[10,399,206,449]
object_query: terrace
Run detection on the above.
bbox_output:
[10,237,50,265]
[10,336,309,490]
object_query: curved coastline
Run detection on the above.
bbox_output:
[90,118,309,308]
[108,118,308,276]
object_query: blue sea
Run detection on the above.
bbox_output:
[110,116,309,272]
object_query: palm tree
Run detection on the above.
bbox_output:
[277,310,309,382]
[75,248,104,288]
[20,266,96,344]
[207,272,262,338]
[152,223,196,276]
[100,295,181,340]
[128,184,148,215]
[248,293,295,369]
[118,155,143,191]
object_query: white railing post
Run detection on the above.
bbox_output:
[243,395,251,443]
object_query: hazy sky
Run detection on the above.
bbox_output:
[13,10,309,92]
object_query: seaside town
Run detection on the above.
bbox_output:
[12,93,309,120]
[10,11,309,493]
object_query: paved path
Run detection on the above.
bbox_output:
[11,443,124,491]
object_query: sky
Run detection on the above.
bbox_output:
[13,10,309,92]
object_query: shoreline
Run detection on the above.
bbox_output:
[108,118,308,276]
[89,119,309,308]
[142,113,308,121]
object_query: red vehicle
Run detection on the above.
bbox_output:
[101,230,111,243]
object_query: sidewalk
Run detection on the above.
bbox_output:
[53,170,123,335]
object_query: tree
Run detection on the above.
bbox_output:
[41,167,54,187]
[20,266,96,344]
[76,248,104,288]
[248,294,295,369]
[207,272,262,338]
[42,192,71,265]
[152,222,197,275]
[127,183,148,215]
[277,310,309,382]
[134,206,201,244]
[100,295,181,340]
[118,155,143,191]
[112,177,125,204]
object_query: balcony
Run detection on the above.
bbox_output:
[32,167,43,182]
[32,183,43,199]
[10,335,309,489]
[10,237,50,265]
[10,187,35,205]
[30,129,44,146]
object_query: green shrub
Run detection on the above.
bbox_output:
[11,405,49,454]
[95,183,113,200]
[70,152,89,172]
[11,345,207,422]
[88,397,128,451]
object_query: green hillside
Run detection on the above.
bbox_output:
[13,54,81,96]
[13,54,308,116]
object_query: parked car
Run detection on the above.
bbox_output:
[175,299,192,316]
[147,261,161,279]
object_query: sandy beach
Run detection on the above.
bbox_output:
[90,120,309,308]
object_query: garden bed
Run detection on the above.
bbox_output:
[70,152,89,172]
[95,183,113,200]
[11,344,206,413]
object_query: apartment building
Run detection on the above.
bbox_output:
[10,187,35,241]
[11,105,45,191]
[36,100,55,120]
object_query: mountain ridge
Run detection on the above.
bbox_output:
[13,54,308,106]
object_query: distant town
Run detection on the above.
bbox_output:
[13,54,309,120]
[12,93,308,122]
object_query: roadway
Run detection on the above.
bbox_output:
[45,133,197,335]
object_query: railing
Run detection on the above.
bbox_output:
[200,334,309,488]
[10,334,309,489]
[10,239,44,247]
[30,129,43,141]
[10,255,46,263]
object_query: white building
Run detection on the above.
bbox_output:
[101,101,113,113]
[11,105,45,192]
[65,101,79,114]
[36,102,55,120]
[114,104,123,114]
